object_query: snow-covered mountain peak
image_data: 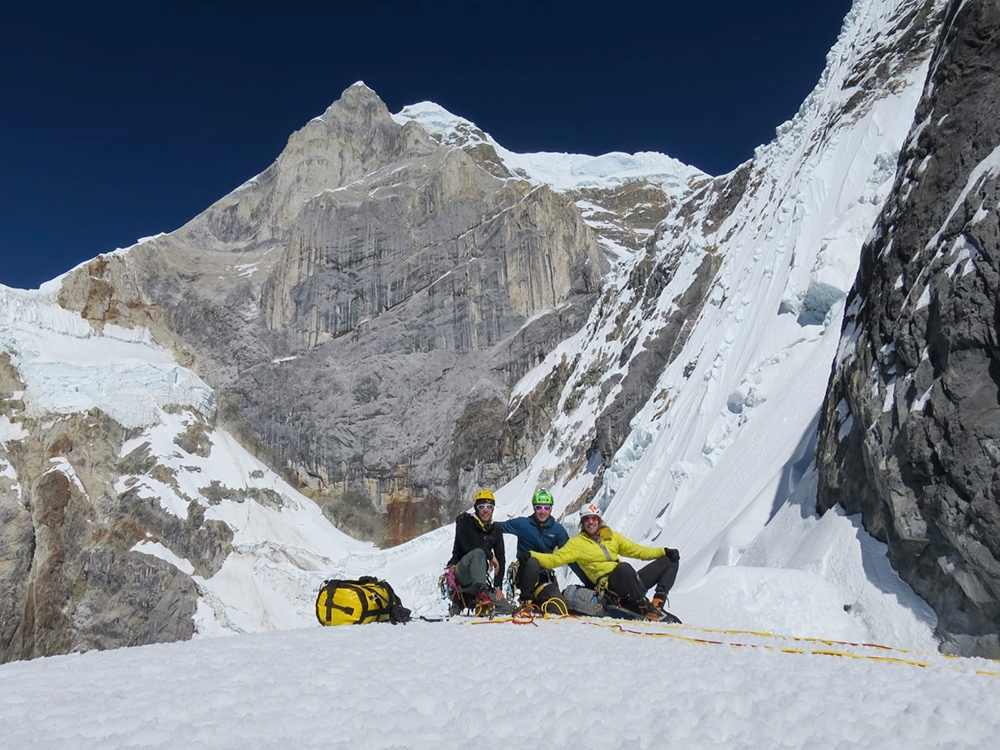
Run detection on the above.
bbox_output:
[394,100,706,195]
[392,100,488,147]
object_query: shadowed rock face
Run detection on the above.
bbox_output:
[56,84,608,544]
[817,0,1000,658]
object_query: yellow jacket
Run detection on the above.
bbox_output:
[529,526,664,585]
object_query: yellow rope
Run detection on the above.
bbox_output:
[586,620,997,674]
[683,625,918,655]
[456,611,1000,675]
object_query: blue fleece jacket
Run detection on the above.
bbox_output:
[497,515,569,557]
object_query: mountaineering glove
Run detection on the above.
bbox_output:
[664,548,680,562]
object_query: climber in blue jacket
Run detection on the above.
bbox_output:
[496,489,569,606]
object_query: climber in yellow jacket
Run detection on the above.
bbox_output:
[529,502,680,623]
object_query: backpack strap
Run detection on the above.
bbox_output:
[354,582,392,622]
[319,580,379,623]
[319,580,337,625]
[318,580,356,624]
[378,578,412,624]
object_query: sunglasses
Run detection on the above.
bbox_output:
[534,505,552,512]
[475,503,495,511]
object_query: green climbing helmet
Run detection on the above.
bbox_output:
[532,488,554,507]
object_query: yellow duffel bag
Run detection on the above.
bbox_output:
[315,576,410,626]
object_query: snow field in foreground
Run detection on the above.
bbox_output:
[2,617,998,750]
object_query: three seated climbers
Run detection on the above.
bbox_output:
[445,488,681,623]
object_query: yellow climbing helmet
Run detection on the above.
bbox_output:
[474,489,495,504]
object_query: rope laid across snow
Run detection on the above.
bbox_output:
[460,612,1000,676]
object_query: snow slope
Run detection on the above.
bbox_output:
[0,275,936,650]
[0,281,213,428]
[2,617,998,750]
[481,0,947,651]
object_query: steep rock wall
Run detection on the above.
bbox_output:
[0,403,220,662]
[817,0,1000,657]
[62,86,607,544]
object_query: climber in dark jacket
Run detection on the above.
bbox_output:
[497,488,569,605]
[447,489,506,598]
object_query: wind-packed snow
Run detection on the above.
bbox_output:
[2,616,999,750]
[394,101,705,194]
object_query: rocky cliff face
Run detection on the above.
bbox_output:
[56,85,680,545]
[0,300,376,663]
[0,361,216,660]
[817,0,1000,657]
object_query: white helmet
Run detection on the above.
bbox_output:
[580,503,602,519]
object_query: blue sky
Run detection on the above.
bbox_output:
[2,1,851,289]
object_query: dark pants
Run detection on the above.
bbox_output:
[606,557,678,605]
[516,557,560,603]
[456,548,490,593]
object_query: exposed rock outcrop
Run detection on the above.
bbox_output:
[817,0,1000,657]
[0,407,213,662]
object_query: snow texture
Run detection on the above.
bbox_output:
[1,617,997,750]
